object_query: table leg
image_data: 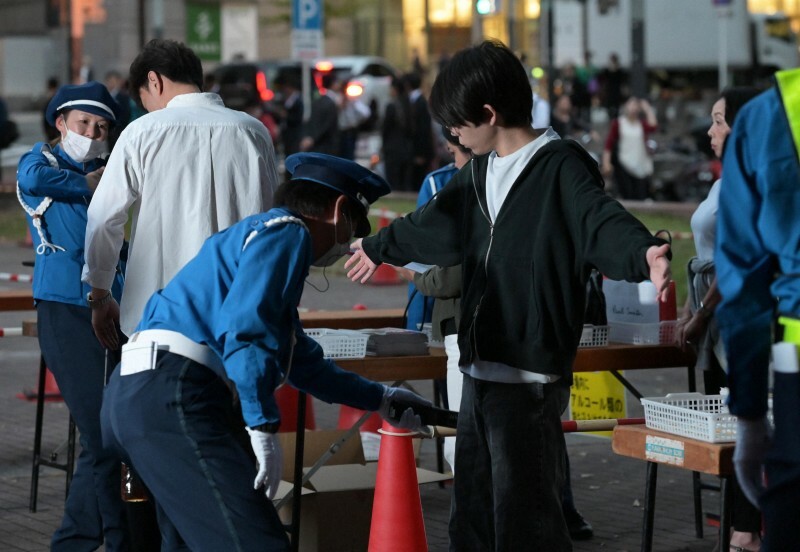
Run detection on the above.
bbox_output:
[611,370,643,401]
[65,416,76,496]
[642,461,658,552]
[433,380,445,481]
[289,391,307,552]
[28,354,47,513]
[692,471,704,538]
[719,476,732,552]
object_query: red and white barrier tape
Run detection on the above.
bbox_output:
[427,417,645,438]
[0,272,33,283]
[368,208,403,220]
[561,417,645,433]
[0,327,23,337]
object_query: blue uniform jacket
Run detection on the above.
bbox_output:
[406,163,458,331]
[716,86,800,418]
[17,142,124,306]
[136,207,386,428]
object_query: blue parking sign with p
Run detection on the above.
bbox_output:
[293,0,322,31]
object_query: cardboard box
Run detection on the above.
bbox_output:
[274,429,450,552]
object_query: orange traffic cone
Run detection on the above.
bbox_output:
[337,405,383,433]
[368,420,427,551]
[17,367,63,402]
[367,211,402,286]
[274,385,316,433]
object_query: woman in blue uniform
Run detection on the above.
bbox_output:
[101,153,431,551]
[17,82,127,551]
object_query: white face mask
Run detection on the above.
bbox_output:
[61,128,108,163]
[312,214,354,268]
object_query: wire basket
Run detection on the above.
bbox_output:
[304,329,369,359]
[641,393,737,443]
[608,320,677,345]
[578,325,609,348]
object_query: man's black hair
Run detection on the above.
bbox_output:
[404,72,422,91]
[321,72,340,91]
[274,179,363,224]
[429,40,532,130]
[128,39,204,107]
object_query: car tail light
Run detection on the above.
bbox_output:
[315,60,334,72]
[346,81,364,99]
[256,71,274,102]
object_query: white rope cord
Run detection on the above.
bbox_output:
[243,215,309,251]
[16,145,65,255]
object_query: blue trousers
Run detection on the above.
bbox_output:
[37,301,129,551]
[449,375,571,552]
[101,352,290,552]
[762,371,800,551]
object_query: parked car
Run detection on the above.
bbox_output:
[310,55,398,128]
[214,55,399,129]
[650,136,719,203]
[214,59,306,111]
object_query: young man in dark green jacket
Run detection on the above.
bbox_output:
[346,40,671,551]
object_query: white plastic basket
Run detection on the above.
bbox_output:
[304,329,369,359]
[608,320,677,345]
[578,325,609,348]
[641,393,737,443]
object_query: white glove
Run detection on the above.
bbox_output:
[378,385,432,431]
[734,416,772,506]
[246,426,283,500]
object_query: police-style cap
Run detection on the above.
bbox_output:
[45,81,123,126]
[285,153,392,237]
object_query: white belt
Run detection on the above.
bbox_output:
[120,329,224,376]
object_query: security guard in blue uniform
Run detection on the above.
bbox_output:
[717,70,800,550]
[101,153,431,551]
[17,81,128,550]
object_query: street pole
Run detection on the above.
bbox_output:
[540,0,555,105]
[717,6,730,90]
[580,0,588,62]
[138,0,146,49]
[471,2,482,44]
[66,0,75,83]
[630,0,646,98]
[507,0,516,52]
[152,0,164,39]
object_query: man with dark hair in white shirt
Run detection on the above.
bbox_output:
[83,39,279,350]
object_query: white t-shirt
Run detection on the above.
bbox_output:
[465,127,561,384]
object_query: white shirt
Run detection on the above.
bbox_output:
[466,127,561,385]
[690,179,720,261]
[617,116,653,178]
[82,92,279,335]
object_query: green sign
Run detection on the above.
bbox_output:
[186,3,221,61]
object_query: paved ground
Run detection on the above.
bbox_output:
[0,236,732,552]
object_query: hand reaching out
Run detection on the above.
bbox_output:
[646,243,672,302]
[344,238,380,283]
